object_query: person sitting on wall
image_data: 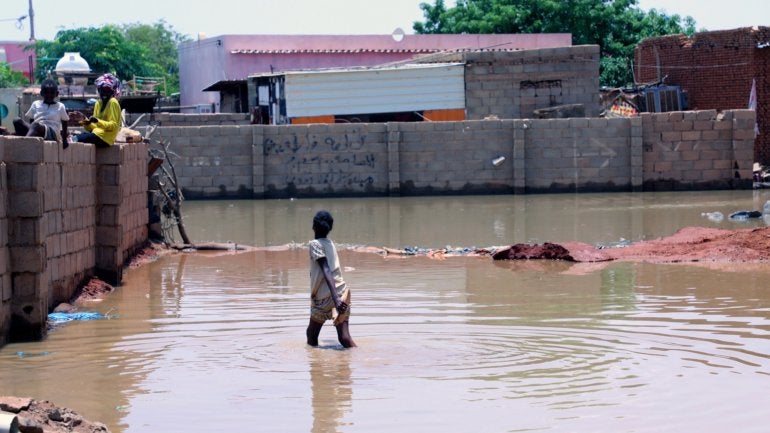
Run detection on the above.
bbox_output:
[70,73,122,148]
[12,78,71,149]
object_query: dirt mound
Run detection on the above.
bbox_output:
[494,226,770,263]
[492,242,574,261]
[0,396,109,433]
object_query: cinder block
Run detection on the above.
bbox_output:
[660,131,682,142]
[693,120,714,131]
[732,109,756,120]
[10,246,46,272]
[9,218,44,246]
[97,186,122,205]
[7,163,44,191]
[96,226,122,247]
[5,138,44,162]
[733,129,757,140]
[12,272,45,297]
[1,273,11,302]
[95,145,123,165]
[696,110,718,120]
[8,191,43,217]
[682,131,702,141]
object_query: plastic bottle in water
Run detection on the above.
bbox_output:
[764,200,770,215]
[702,211,724,222]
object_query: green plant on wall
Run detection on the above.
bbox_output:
[0,62,28,88]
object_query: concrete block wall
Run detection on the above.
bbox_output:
[126,112,251,128]
[147,109,753,199]
[95,143,149,283]
[464,46,602,120]
[258,123,389,197]
[44,143,97,308]
[0,146,9,345]
[642,110,755,190]
[397,120,513,194]
[0,137,148,344]
[634,27,770,164]
[150,125,255,199]
[0,137,97,340]
[522,117,637,193]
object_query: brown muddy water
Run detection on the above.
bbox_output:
[2,191,770,433]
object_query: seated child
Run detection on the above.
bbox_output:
[13,79,70,148]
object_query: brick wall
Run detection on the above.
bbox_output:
[642,110,754,190]
[634,27,770,164]
[0,146,9,345]
[149,125,255,198]
[95,144,149,283]
[0,137,148,344]
[464,46,602,120]
[144,109,754,199]
[126,112,251,128]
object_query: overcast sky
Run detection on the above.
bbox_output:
[0,0,767,42]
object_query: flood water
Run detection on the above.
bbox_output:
[2,191,770,433]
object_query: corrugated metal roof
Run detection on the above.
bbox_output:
[231,47,525,55]
[202,79,246,92]
[249,62,464,79]
[231,48,439,55]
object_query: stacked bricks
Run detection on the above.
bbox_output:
[47,142,97,305]
[1,137,97,340]
[397,120,513,194]
[641,110,754,190]
[0,136,149,344]
[261,123,388,197]
[522,117,636,193]
[125,112,251,128]
[95,142,149,284]
[634,27,770,164]
[0,145,8,344]
[150,109,754,198]
[464,45,602,120]
[150,125,254,199]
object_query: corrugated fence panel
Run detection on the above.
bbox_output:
[284,64,465,117]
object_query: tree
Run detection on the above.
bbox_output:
[122,20,190,94]
[0,62,28,88]
[33,26,156,82]
[413,0,696,87]
[31,21,188,93]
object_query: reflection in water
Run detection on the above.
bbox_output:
[181,190,769,249]
[0,192,769,433]
[309,348,353,433]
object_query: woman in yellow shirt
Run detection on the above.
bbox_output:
[72,73,122,147]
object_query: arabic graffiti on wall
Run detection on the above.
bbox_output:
[263,132,378,188]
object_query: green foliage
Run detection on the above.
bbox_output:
[0,62,29,88]
[413,0,697,87]
[31,21,188,93]
[122,20,190,94]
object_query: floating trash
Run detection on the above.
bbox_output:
[701,211,724,222]
[16,351,50,358]
[728,210,762,221]
[596,238,633,249]
[47,311,115,324]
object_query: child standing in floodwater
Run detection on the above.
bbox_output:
[306,210,357,348]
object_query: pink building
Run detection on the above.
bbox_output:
[178,34,572,112]
[0,41,35,82]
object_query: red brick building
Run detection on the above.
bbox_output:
[634,27,770,164]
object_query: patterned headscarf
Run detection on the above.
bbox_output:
[95,73,121,97]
